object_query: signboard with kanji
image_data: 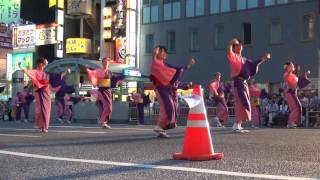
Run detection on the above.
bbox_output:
[66,38,91,54]
[12,24,36,49]
[0,0,21,24]
[36,24,58,46]
[67,0,92,15]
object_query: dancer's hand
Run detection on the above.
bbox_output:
[84,64,89,70]
[306,70,311,75]
[187,58,196,69]
[67,68,71,74]
[229,38,239,46]
[261,53,271,62]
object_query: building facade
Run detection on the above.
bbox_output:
[139,0,320,92]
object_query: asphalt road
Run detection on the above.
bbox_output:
[0,121,319,180]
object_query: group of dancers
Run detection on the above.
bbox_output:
[17,37,310,136]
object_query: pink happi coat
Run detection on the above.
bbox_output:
[150,58,178,130]
[283,72,301,126]
[22,68,59,130]
[87,68,113,124]
[227,52,251,123]
[209,80,228,123]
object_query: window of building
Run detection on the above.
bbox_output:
[164,0,181,21]
[242,23,252,45]
[210,0,230,14]
[142,0,159,24]
[265,0,288,6]
[237,0,258,10]
[186,0,195,17]
[221,0,230,12]
[167,31,176,53]
[277,0,288,4]
[302,14,315,40]
[214,24,225,48]
[237,0,246,10]
[164,1,172,21]
[270,18,282,44]
[151,5,159,22]
[142,6,151,24]
[146,34,154,54]
[172,1,181,19]
[248,0,258,8]
[186,0,204,17]
[195,0,205,16]
[190,28,200,51]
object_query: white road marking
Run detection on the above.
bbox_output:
[0,126,154,132]
[0,150,316,180]
[0,134,40,138]
[50,130,108,134]
[51,126,154,131]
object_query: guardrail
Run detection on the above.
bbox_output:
[306,110,320,128]
[129,106,320,128]
[129,106,236,123]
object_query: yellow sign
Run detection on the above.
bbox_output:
[66,38,91,54]
[49,0,64,9]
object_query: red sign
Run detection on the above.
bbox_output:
[115,37,126,64]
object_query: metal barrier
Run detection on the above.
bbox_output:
[306,110,320,128]
[138,106,236,122]
[128,105,138,123]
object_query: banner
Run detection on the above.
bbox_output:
[115,37,126,64]
[0,58,5,80]
[12,25,36,49]
[0,0,21,24]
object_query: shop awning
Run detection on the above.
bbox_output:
[45,58,134,73]
[45,58,101,72]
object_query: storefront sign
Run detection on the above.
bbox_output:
[115,37,126,64]
[11,53,33,81]
[12,25,36,49]
[66,38,91,54]
[116,0,125,28]
[0,0,21,24]
[123,69,141,77]
[0,58,6,80]
[36,24,58,46]
[0,23,12,48]
[49,0,64,9]
[67,0,92,15]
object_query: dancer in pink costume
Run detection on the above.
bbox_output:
[227,38,270,133]
[209,72,228,127]
[150,46,194,137]
[19,58,63,133]
[283,62,310,128]
[85,57,124,129]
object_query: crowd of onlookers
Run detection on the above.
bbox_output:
[202,87,320,127]
[0,86,34,122]
[1,84,320,128]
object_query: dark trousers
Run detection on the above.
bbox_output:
[23,104,30,119]
[15,106,22,121]
[137,104,144,124]
[7,110,12,121]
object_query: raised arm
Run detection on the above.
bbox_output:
[227,38,239,59]
[18,62,42,88]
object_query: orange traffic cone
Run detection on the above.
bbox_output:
[173,85,224,160]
